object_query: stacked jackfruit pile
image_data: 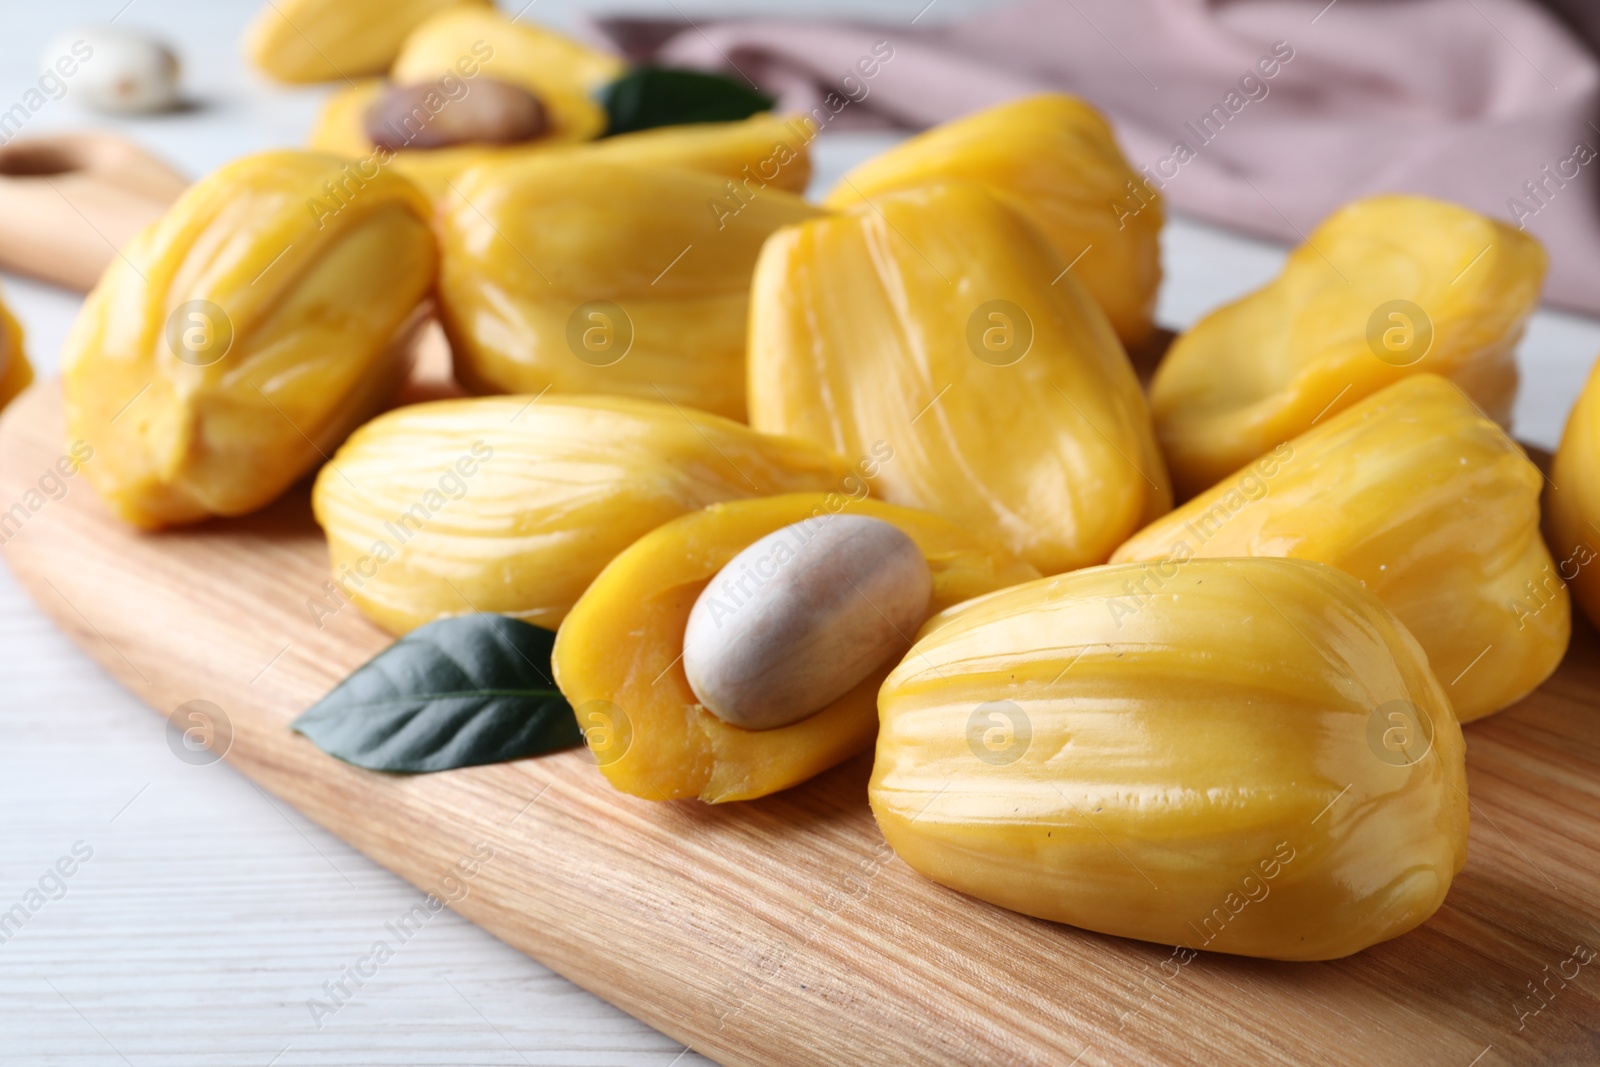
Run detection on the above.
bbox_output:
[37,0,1600,962]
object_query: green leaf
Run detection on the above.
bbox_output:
[292,614,582,773]
[600,66,775,136]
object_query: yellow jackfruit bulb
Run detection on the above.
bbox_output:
[872,557,1467,961]
[393,6,620,93]
[310,97,812,203]
[64,151,437,529]
[308,80,567,200]
[749,181,1170,575]
[307,79,389,155]
[1116,374,1567,720]
[390,7,620,140]
[571,113,812,195]
[824,94,1162,348]
[1546,354,1600,629]
[311,396,857,635]
[439,159,822,421]
[304,10,622,195]
[1151,193,1546,498]
[0,290,33,415]
[245,0,491,83]
[552,493,1040,802]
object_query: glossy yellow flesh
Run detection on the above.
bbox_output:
[872,557,1468,961]
[310,95,813,202]
[824,94,1162,347]
[245,0,490,83]
[1150,194,1545,497]
[748,181,1169,574]
[390,7,619,141]
[62,151,437,529]
[302,9,620,189]
[563,114,813,194]
[312,396,856,635]
[553,493,1040,802]
[0,295,33,414]
[1114,375,1567,721]
[307,80,560,200]
[1547,355,1600,629]
[439,160,821,421]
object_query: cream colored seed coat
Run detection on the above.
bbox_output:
[48,29,180,115]
[683,515,931,731]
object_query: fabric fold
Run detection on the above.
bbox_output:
[595,0,1600,316]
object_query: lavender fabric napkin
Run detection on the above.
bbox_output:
[596,0,1600,316]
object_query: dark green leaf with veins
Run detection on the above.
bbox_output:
[292,614,581,773]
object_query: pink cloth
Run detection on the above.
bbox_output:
[596,0,1600,316]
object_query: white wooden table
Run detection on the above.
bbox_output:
[1,2,1597,1064]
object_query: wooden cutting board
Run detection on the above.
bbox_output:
[1,379,1597,1066]
[0,133,189,292]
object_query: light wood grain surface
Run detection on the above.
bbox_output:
[4,2,1600,1065]
[0,133,188,291]
[4,367,1600,1066]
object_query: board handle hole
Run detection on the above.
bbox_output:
[0,141,91,178]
